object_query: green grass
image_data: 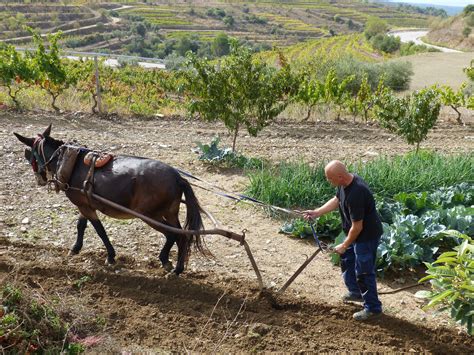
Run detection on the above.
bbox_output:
[246,151,474,209]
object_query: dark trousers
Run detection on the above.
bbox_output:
[341,237,382,313]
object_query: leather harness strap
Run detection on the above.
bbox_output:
[83,153,98,206]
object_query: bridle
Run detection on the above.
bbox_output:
[29,134,46,173]
[29,134,63,177]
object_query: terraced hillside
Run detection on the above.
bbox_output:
[0,3,102,41]
[258,33,385,64]
[0,0,437,58]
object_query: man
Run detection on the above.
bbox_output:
[303,160,383,321]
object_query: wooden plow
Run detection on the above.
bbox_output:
[88,190,331,296]
[85,191,264,290]
[55,154,330,297]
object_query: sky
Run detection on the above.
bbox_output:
[388,0,472,6]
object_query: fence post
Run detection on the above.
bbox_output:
[94,56,102,113]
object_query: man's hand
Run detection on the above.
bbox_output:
[334,243,348,255]
[302,209,321,221]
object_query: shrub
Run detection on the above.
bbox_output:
[462,26,472,38]
[371,34,401,53]
[416,231,474,336]
[364,17,388,40]
[400,41,440,56]
[466,13,474,27]
[223,15,235,28]
[378,61,413,91]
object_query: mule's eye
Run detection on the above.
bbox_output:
[24,148,32,161]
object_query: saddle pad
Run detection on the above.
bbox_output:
[83,152,113,168]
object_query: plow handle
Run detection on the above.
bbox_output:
[277,248,322,295]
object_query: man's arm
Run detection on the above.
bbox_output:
[334,219,363,255]
[303,196,339,220]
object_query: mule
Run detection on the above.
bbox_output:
[14,124,207,275]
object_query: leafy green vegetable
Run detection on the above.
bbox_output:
[194,136,264,169]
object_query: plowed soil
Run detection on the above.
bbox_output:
[1,110,473,353]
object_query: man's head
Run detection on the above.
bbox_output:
[324,160,352,187]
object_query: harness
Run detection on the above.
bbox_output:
[28,137,111,204]
[30,134,47,173]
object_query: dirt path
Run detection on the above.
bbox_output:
[1,111,473,352]
[389,30,462,53]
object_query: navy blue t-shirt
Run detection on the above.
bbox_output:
[336,174,383,242]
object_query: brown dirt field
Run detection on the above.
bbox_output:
[1,110,474,352]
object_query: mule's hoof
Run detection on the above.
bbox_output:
[105,257,116,266]
[68,249,79,256]
[172,268,183,276]
[165,272,178,280]
[162,262,173,272]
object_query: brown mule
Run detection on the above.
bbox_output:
[14,124,207,275]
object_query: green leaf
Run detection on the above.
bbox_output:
[419,274,436,283]
[437,251,458,259]
[424,290,454,309]
[460,285,474,292]
[433,257,459,264]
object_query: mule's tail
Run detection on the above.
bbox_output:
[179,176,210,258]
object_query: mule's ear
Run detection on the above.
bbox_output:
[43,124,52,137]
[13,132,34,147]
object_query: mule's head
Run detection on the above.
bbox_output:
[14,124,64,186]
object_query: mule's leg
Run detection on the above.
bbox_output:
[69,215,87,255]
[163,214,189,276]
[159,234,176,272]
[90,219,116,265]
[78,207,116,265]
[174,234,191,275]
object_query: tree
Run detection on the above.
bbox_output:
[294,70,324,121]
[364,17,388,40]
[175,35,198,56]
[322,68,354,121]
[439,83,468,125]
[375,87,441,152]
[0,44,35,108]
[30,30,81,112]
[211,33,230,57]
[349,74,383,123]
[463,4,474,15]
[134,22,147,38]
[183,41,296,152]
[74,59,103,114]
